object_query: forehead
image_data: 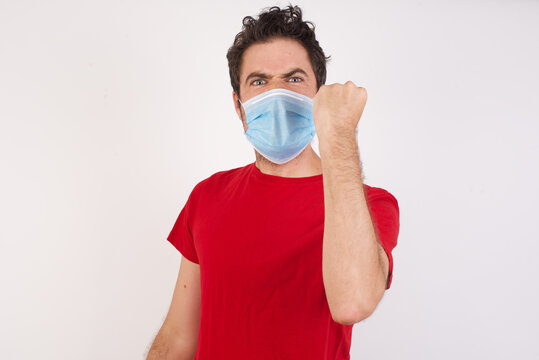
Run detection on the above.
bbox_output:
[240,37,314,79]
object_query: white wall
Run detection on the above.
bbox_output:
[1,0,538,358]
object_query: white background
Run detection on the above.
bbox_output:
[1,0,538,359]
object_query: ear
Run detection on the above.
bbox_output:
[232,91,242,119]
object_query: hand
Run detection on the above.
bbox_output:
[312,81,367,142]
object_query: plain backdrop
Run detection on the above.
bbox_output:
[1,0,538,359]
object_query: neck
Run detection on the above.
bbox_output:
[254,145,322,178]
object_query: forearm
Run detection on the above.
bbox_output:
[319,133,386,324]
[146,326,196,360]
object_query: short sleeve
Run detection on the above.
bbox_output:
[367,188,400,290]
[167,188,200,264]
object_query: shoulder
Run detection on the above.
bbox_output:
[363,183,399,208]
[191,162,252,196]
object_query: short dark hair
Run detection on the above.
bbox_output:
[226,5,330,98]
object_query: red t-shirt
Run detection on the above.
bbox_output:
[167,161,400,359]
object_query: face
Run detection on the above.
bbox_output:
[233,37,318,131]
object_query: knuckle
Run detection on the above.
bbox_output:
[356,86,367,97]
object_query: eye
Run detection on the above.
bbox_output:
[289,76,302,83]
[252,79,266,86]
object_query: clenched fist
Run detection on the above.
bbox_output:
[312,81,367,142]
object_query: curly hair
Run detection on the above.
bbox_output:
[226,5,330,97]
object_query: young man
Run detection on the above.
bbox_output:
[147,5,399,360]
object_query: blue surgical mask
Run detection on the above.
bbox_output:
[239,88,316,165]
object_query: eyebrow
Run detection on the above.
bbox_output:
[244,68,309,86]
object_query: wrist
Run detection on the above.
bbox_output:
[318,131,357,151]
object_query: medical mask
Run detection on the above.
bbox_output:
[239,88,316,165]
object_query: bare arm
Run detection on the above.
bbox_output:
[313,83,387,325]
[320,134,388,325]
[146,256,201,359]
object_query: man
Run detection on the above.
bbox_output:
[147,5,399,360]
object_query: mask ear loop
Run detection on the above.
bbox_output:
[236,94,247,130]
